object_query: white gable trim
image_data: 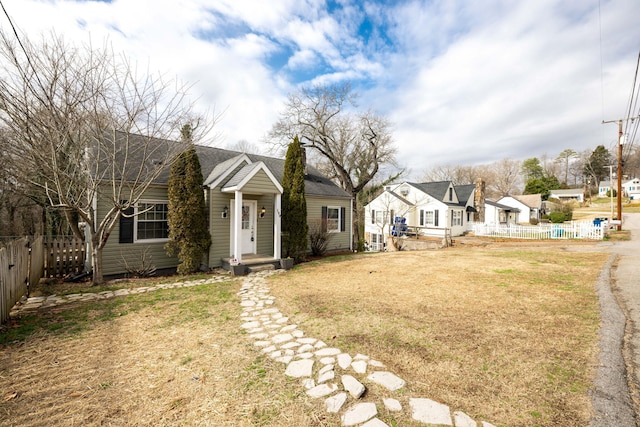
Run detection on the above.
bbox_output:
[221,161,284,194]
[204,153,252,188]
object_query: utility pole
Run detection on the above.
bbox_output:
[602,117,636,231]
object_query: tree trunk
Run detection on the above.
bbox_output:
[352,196,360,250]
[92,243,104,285]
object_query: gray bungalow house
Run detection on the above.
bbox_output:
[95,133,352,276]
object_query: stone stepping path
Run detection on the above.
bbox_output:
[10,275,231,314]
[241,270,498,427]
[10,270,499,426]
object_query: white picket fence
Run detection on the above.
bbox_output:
[470,221,604,240]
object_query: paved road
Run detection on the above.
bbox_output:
[591,213,640,426]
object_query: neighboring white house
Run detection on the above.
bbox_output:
[497,194,543,223]
[484,199,520,225]
[548,188,584,203]
[364,181,476,250]
[599,178,640,199]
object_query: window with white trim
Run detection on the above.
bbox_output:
[326,206,340,232]
[452,210,462,226]
[370,233,384,251]
[136,202,169,241]
[420,210,434,226]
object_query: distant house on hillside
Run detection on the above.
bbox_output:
[363,180,477,250]
[548,188,584,203]
[599,178,640,200]
[484,199,520,225]
[497,194,543,224]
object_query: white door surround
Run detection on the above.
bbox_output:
[230,198,257,258]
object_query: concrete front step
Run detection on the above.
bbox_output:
[248,264,276,273]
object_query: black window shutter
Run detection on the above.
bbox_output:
[119,206,135,243]
[420,210,424,226]
[321,206,328,232]
[340,207,346,232]
[434,209,439,227]
[371,209,375,224]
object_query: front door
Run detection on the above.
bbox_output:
[230,200,257,255]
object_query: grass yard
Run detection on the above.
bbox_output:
[0,241,607,427]
[269,243,607,427]
[0,279,328,427]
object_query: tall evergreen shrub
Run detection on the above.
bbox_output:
[282,136,308,262]
[165,125,211,274]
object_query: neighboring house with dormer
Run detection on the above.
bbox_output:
[497,194,543,224]
[92,132,353,276]
[363,180,477,250]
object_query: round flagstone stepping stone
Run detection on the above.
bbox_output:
[296,352,314,359]
[354,353,369,360]
[324,392,347,413]
[453,411,477,427]
[285,359,314,378]
[261,345,277,354]
[279,324,298,332]
[253,340,272,347]
[302,378,316,390]
[314,340,327,349]
[383,398,402,412]
[297,337,317,345]
[271,333,294,344]
[241,321,261,329]
[319,357,335,365]
[409,398,452,426]
[369,359,385,368]
[280,341,300,349]
[342,375,365,398]
[297,344,314,353]
[315,347,341,357]
[291,330,304,338]
[337,353,352,369]
[341,402,377,426]
[306,383,338,398]
[275,356,293,364]
[318,369,335,384]
[367,371,405,391]
[351,360,368,374]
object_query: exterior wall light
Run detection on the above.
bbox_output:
[222,206,228,218]
[260,206,266,218]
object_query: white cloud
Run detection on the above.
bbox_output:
[1,0,639,181]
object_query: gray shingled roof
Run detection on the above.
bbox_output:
[194,141,350,198]
[102,131,350,199]
[408,181,452,201]
[486,199,520,212]
[454,184,475,205]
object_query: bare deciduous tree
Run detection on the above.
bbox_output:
[267,83,398,249]
[0,31,213,284]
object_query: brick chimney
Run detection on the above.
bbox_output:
[474,178,485,223]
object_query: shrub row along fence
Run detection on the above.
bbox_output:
[470,221,604,240]
[0,236,44,324]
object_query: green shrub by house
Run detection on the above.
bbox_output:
[165,126,211,274]
[282,136,308,262]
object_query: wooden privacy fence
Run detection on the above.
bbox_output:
[44,237,86,278]
[1,236,44,324]
[470,221,604,240]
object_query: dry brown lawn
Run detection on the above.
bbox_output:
[0,282,329,427]
[0,240,607,427]
[269,241,607,427]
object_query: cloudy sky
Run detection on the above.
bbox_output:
[1,0,638,178]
